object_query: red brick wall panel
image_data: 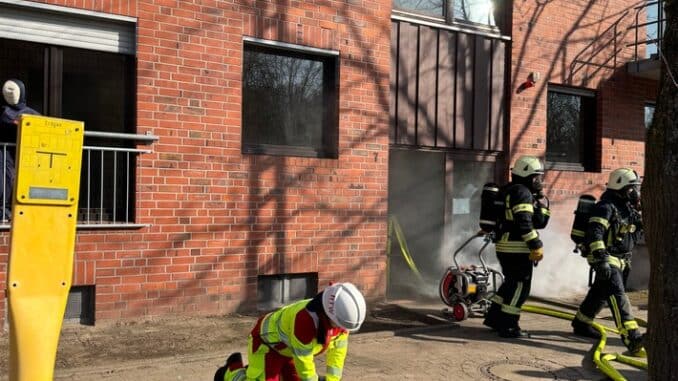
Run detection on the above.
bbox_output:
[510,0,657,204]
[0,0,391,325]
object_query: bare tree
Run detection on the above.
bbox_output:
[644,0,678,377]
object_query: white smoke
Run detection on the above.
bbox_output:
[531,203,590,300]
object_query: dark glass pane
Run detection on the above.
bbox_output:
[62,47,135,136]
[394,0,444,18]
[547,91,583,163]
[454,0,496,25]
[0,38,45,116]
[242,45,337,157]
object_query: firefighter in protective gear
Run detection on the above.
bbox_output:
[571,168,645,356]
[483,155,550,338]
[219,282,366,381]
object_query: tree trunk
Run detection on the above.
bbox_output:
[645,0,678,378]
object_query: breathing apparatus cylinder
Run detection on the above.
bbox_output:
[479,183,502,234]
[570,194,597,254]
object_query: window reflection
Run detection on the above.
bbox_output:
[242,43,338,158]
[546,88,596,168]
[393,0,444,18]
[454,0,495,25]
[644,104,655,129]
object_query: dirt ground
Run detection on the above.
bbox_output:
[0,300,450,376]
[0,291,649,379]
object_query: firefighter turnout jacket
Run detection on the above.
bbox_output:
[495,183,546,253]
[586,189,642,267]
[247,297,349,381]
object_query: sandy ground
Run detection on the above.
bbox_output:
[0,291,649,381]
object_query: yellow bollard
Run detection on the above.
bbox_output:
[7,115,84,381]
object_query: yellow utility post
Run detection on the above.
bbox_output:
[7,115,84,381]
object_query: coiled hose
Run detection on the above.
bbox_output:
[521,304,647,381]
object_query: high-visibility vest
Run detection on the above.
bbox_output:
[257,299,349,381]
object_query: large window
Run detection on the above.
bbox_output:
[546,86,597,171]
[393,0,498,27]
[0,37,138,225]
[242,40,339,159]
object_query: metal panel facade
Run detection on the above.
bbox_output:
[391,20,507,153]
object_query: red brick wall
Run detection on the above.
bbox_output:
[1,0,391,324]
[509,0,658,217]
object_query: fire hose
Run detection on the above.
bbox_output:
[522,304,647,381]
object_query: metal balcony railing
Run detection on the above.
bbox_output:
[628,0,665,62]
[1,130,156,229]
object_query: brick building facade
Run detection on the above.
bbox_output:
[0,0,658,325]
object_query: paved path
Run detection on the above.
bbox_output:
[47,300,647,381]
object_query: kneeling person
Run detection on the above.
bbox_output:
[217,282,366,381]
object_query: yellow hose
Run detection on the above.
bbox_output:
[521,304,647,381]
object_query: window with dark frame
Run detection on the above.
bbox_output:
[0,37,137,224]
[242,41,339,159]
[393,0,499,27]
[546,86,597,171]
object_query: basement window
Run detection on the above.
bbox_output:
[546,85,597,171]
[64,285,95,325]
[257,273,318,311]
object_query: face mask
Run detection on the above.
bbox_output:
[2,80,20,106]
[628,186,640,205]
[530,174,544,194]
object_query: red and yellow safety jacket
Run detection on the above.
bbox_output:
[252,298,349,381]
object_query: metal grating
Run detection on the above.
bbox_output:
[64,285,95,325]
[257,273,318,311]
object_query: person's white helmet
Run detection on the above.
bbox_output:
[511,155,544,178]
[607,168,641,190]
[322,282,366,332]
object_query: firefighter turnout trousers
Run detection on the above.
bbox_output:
[484,252,533,330]
[573,257,641,348]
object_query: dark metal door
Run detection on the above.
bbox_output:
[387,149,445,299]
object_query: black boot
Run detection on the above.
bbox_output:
[626,332,646,357]
[226,352,243,369]
[571,319,601,339]
[483,304,501,331]
[498,326,530,338]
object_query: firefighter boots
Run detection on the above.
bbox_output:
[571,318,601,339]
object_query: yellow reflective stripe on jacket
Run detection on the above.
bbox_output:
[589,240,605,252]
[504,195,513,221]
[607,256,624,270]
[619,224,637,234]
[325,331,348,381]
[571,229,585,238]
[540,207,550,216]
[589,216,610,229]
[586,254,627,270]
[521,229,538,241]
[496,240,530,253]
[512,203,534,214]
[258,299,323,380]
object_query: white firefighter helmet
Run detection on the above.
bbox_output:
[607,168,641,190]
[511,155,544,178]
[322,282,366,332]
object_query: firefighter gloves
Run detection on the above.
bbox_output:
[529,247,544,262]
